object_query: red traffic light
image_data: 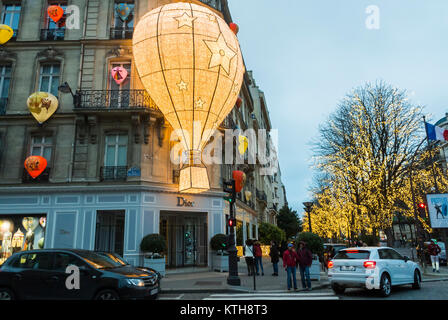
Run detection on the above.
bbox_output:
[418,203,426,209]
[228,218,237,228]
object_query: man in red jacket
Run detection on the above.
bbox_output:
[428,239,442,273]
[297,241,313,291]
[283,243,299,291]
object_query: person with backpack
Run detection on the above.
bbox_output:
[269,240,280,276]
[283,243,299,291]
[253,240,264,276]
[428,239,442,273]
[297,241,313,291]
[243,239,255,276]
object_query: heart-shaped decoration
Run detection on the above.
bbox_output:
[111,66,128,85]
[116,3,132,22]
[0,24,14,45]
[27,92,59,124]
[238,135,249,155]
[48,5,64,23]
[24,156,48,179]
[22,217,38,232]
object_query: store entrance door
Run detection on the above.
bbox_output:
[94,210,125,256]
[160,212,207,268]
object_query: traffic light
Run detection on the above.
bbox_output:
[228,218,237,228]
[223,180,236,204]
[417,202,427,218]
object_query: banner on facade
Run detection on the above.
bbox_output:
[426,194,448,228]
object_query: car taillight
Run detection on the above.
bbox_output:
[363,261,376,269]
[328,261,334,269]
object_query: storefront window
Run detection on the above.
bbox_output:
[0,215,47,265]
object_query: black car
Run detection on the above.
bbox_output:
[0,249,160,300]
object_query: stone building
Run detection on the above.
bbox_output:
[0,0,285,269]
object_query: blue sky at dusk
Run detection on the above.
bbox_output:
[228,0,448,214]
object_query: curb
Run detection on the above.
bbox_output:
[422,277,448,283]
[160,282,331,294]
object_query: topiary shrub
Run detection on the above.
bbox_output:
[296,232,324,256]
[210,234,228,252]
[140,234,166,258]
[259,222,286,245]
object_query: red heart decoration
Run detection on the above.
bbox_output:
[48,5,64,23]
[24,156,48,179]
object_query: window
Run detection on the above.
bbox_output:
[387,249,404,260]
[39,64,60,97]
[103,134,128,180]
[13,252,53,270]
[334,250,371,260]
[30,135,53,162]
[1,3,20,37]
[0,64,10,114]
[53,253,87,271]
[111,1,134,39]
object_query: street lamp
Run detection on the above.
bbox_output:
[303,202,314,233]
[58,82,78,105]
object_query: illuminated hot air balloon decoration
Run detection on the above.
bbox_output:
[27,92,59,124]
[133,3,245,194]
[0,24,14,45]
[24,156,48,179]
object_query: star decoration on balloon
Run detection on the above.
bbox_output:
[195,98,206,109]
[232,83,240,95]
[174,12,197,29]
[177,80,188,91]
[204,33,236,75]
[207,14,216,22]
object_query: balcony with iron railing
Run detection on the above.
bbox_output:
[100,166,128,181]
[110,27,133,40]
[22,168,51,183]
[74,90,159,111]
[40,28,65,41]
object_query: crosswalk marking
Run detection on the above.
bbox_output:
[203,292,339,300]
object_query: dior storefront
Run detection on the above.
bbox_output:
[0,187,226,269]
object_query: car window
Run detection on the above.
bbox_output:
[378,249,391,259]
[53,253,87,272]
[13,253,53,270]
[334,250,370,260]
[387,249,404,260]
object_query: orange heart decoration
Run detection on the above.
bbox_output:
[47,5,64,23]
[24,156,47,179]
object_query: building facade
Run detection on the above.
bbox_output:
[0,0,285,269]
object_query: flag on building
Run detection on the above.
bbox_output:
[425,122,448,142]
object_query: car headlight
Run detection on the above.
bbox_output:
[126,279,145,287]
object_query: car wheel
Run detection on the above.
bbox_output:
[94,289,120,300]
[0,288,15,301]
[412,270,421,290]
[331,283,345,295]
[378,273,391,297]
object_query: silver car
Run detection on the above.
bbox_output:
[328,247,422,297]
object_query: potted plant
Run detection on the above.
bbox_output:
[210,234,229,272]
[296,232,324,281]
[140,234,167,277]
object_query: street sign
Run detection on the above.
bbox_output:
[127,167,141,177]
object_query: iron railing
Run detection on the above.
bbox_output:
[22,167,51,183]
[0,98,7,115]
[110,27,133,39]
[75,90,158,110]
[40,28,65,41]
[100,166,128,181]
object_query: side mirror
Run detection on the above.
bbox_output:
[404,256,409,262]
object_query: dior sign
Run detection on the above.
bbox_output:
[177,197,195,207]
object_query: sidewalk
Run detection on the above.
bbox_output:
[160,258,330,294]
[160,259,448,294]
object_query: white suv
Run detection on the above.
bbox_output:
[328,247,422,297]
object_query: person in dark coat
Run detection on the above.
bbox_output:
[297,241,313,291]
[269,241,280,276]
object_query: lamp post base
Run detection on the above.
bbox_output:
[227,275,241,286]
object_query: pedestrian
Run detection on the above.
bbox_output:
[253,240,264,276]
[269,240,280,276]
[283,243,299,291]
[243,239,255,276]
[428,239,442,273]
[297,241,313,291]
